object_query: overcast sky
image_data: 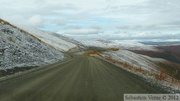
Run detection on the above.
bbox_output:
[0,0,180,40]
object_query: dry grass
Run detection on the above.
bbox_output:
[83,48,119,56]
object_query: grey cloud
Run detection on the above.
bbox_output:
[117,25,143,30]
[103,0,180,31]
[100,32,180,40]
[90,25,102,29]
[54,20,69,26]
[64,25,82,29]
[64,29,101,35]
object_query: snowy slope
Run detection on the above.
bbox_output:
[100,50,162,71]
[0,18,64,70]
[82,40,156,51]
[18,26,84,52]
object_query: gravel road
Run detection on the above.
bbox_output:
[0,56,164,101]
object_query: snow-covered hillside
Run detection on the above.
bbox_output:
[18,26,84,52]
[100,50,162,71]
[99,49,180,91]
[82,40,156,51]
[0,18,64,70]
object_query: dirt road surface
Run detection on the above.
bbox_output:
[0,56,164,101]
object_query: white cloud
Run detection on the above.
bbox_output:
[27,15,44,27]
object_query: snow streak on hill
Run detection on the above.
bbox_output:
[18,26,84,52]
[0,19,64,70]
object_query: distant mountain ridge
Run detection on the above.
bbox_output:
[81,40,156,51]
[140,41,180,46]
